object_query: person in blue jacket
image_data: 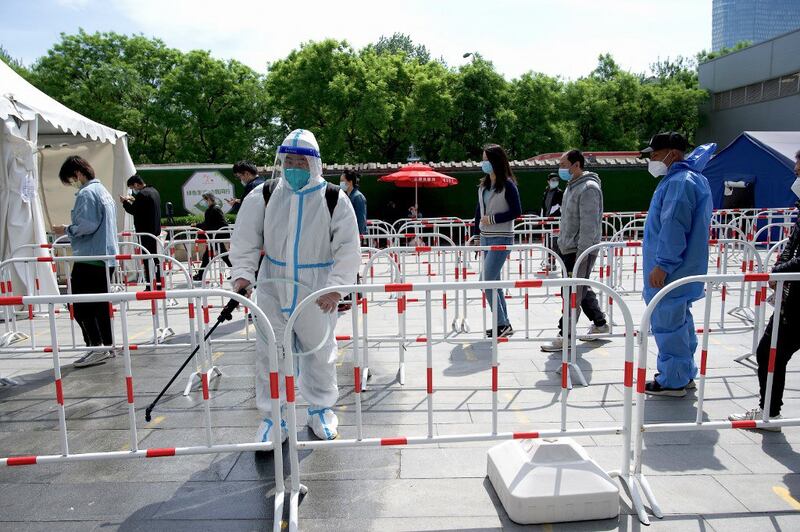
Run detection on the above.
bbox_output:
[640,132,715,396]
[340,169,367,236]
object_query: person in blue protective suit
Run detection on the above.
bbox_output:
[640,132,715,397]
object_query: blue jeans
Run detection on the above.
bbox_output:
[481,236,513,327]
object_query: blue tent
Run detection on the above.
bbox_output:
[703,131,799,209]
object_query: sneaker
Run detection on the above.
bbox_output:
[541,337,565,352]
[685,379,696,390]
[308,406,339,440]
[73,350,113,368]
[192,272,204,282]
[498,325,514,338]
[728,407,782,432]
[486,325,514,338]
[579,322,610,342]
[255,416,290,447]
[644,379,687,397]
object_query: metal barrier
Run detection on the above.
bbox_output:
[356,244,567,388]
[0,288,288,532]
[632,271,800,521]
[280,277,647,529]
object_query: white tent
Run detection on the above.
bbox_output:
[0,60,136,296]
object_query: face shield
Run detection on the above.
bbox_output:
[272,129,323,191]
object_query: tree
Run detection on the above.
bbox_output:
[159,51,271,163]
[0,45,27,76]
[502,72,567,158]
[696,40,752,64]
[28,30,181,163]
[372,33,431,63]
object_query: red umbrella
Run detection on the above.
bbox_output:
[379,164,458,215]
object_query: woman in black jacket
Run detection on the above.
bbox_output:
[540,172,563,218]
[193,193,232,281]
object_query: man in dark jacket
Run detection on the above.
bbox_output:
[193,193,232,281]
[228,161,265,214]
[730,151,800,429]
[120,175,162,286]
[540,172,563,218]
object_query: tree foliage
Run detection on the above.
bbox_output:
[12,31,710,164]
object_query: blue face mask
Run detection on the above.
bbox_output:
[480,160,493,175]
[558,168,571,181]
[284,168,311,191]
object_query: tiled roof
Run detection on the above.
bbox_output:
[137,156,647,176]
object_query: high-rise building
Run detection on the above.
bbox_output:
[713,0,800,51]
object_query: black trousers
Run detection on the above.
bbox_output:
[557,252,606,336]
[71,263,115,347]
[199,244,232,270]
[140,233,161,287]
[758,312,800,417]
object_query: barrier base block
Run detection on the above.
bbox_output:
[487,437,619,525]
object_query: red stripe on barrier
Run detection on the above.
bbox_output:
[490,245,507,251]
[55,378,64,405]
[731,420,757,429]
[354,367,362,394]
[701,350,708,375]
[36,256,53,262]
[755,291,762,306]
[188,303,195,319]
[415,246,431,253]
[721,286,727,301]
[269,372,280,399]
[361,297,368,314]
[427,367,433,394]
[744,273,770,282]
[68,304,74,320]
[7,456,37,466]
[115,254,132,260]
[637,368,647,393]
[768,347,777,373]
[286,375,296,402]
[201,372,210,400]
[570,293,577,309]
[513,432,540,439]
[514,280,543,288]
[443,292,447,309]
[146,448,176,458]
[135,291,166,301]
[381,437,407,446]
[524,292,529,309]
[708,239,718,245]
[561,363,568,388]
[126,376,134,403]
[416,336,428,342]
[624,361,633,388]
[492,366,498,391]
[497,337,509,343]
[28,305,34,320]
[385,283,412,293]
[40,243,52,249]
[625,241,642,247]
[203,306,210,324]
[335,335,352,341]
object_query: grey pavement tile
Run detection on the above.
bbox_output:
[151,481,276,520]
[712,474,800,512]
[719,443,800,474]
[103,520,275,532]
[705,513,800,532]
[638,475,748,514]
[0,481,180,521]
[400,447,486,478]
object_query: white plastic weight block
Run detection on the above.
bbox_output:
[487,437,619,524]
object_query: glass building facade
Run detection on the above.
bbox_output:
[713,0,800,51]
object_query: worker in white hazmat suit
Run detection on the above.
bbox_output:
[229,129,361,445]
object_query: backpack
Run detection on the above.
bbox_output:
[262,178,339,218]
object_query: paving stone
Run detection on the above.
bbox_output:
[712,474,800,512]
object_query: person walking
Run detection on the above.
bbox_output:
[541,150,609,352]
[473,144,522,338]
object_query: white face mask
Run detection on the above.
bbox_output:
[648,152,674,178]
[548,181,559,189]
[791,177,800,199]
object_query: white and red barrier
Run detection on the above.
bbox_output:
[632,271,800,521]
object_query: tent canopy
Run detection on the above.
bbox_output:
[703,131,799,209]
[1,60,135,297]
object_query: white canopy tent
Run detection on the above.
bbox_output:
[0,60,136,296]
